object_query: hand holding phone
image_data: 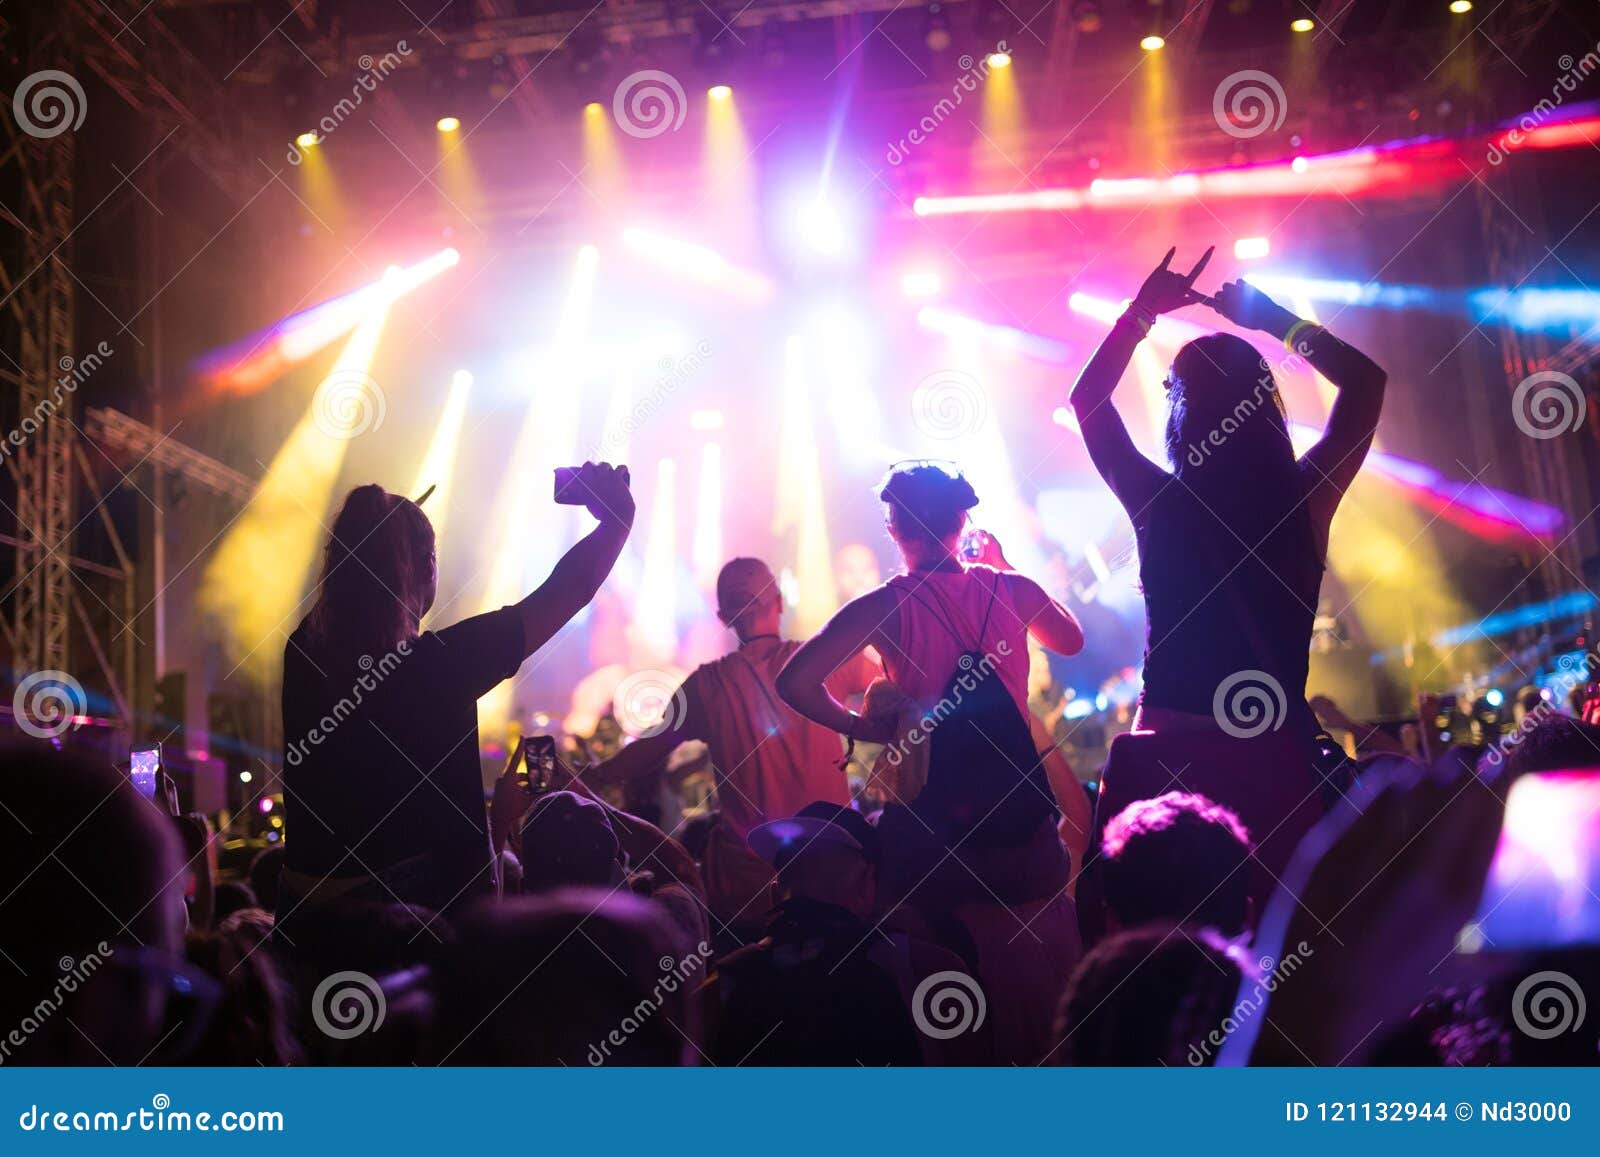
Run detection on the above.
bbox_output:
[554,462,634,527]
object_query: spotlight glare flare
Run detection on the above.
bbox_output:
[435,116,461,132]
[1233,236,1271,260]
[1140,35,1165,51]
[987,52,1012,69]
[900,268,943,298]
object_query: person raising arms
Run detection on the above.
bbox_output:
[278,463,633,938]
[1068,248,1386,743]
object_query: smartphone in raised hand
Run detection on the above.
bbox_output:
[130,743,161,801]
[523,735,559,795]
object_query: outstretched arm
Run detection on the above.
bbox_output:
[514,463,635,661]
[775,588,899,744]
[1069,247,1211,516]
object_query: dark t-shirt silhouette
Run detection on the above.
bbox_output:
[280,606,523,911]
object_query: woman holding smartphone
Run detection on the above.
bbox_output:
[277,463,633,939]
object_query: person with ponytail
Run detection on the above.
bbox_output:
[278,464,633,937]
[777,461,1086,1063]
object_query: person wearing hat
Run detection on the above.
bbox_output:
[590,558,869,940]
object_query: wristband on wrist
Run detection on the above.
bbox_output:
[1118,309,1153,338]
[1283,319,1320,351]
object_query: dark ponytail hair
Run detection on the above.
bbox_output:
[304,485,435,667]
[878,462,979,552]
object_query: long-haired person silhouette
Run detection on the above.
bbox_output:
[277,464,633,939]
[1069,249,1386,743]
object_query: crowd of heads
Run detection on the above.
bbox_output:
[5,694,1597,1066]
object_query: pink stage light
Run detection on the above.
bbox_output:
[1287,423,1563,543]
[917,306,1073,363]
[911,112,1600,218]
[197,248,461,394]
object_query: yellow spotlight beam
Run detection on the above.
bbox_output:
[775,335,837,634]
[692,442,723,593]
[478,245,601,737]
[411,368,474,550]
[634,457,680,662]
[200,304,391,673]
[980,51,1023,169]
[582,101,624,204]
[435,120,483,226]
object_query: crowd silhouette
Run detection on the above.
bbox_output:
[4,252,1597,1068]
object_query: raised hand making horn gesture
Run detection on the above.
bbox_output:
[1129,245,1215,319]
